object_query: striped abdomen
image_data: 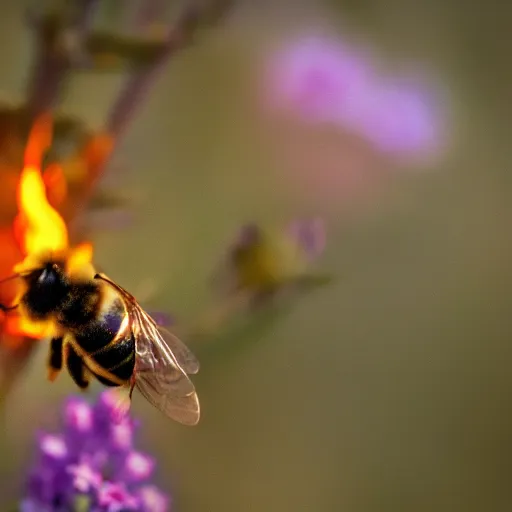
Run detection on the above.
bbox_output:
[73,296,135,386]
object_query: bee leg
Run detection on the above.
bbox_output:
[47,337,63,382]
[63,341,90,390]
[128,375,136,400]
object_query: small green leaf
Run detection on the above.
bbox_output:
[73,494,91,512]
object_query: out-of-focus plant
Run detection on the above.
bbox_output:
[191,219,331,355]
[19,390,168,512]
[0,0,234,402]
[217,218,330,302]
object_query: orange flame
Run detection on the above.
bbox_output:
[4,315,51,339]
[2,114,94,341]
[13,114,68,255]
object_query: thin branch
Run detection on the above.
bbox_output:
[64,0,234,226]
[106,0,234,139]
[25,0,100,122]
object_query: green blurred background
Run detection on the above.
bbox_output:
[1,0,512,510]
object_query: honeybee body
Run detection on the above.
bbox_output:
[72,291,135,387]
[3,249,201,425]
[21,261,134,389]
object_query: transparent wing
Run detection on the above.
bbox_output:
[95,274,200,425]
[156,326,200,375]
[131,306,200,425]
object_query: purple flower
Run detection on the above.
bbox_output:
[123,452,156,482]
[137,485,170,512]
[264,35,372,124]
[96,482,139,511]
[262,33,445,158]
[353,77,443,156]
[65,398,94,433]
[39,433,69,461]
[67,459,103,493]
[21,391,170,511]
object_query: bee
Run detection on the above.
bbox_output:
[0,249,200,425]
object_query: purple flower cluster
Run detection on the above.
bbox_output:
[20,391,169,512]
[262,34,444,157]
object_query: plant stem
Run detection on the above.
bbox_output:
[66,0,234,225]
[25,0,100,122]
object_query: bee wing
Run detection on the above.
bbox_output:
[154,325,200,375]
[94,273,200,425]
[130,306,200,425]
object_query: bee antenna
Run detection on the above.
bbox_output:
[0,268,38,286]
[0,273,21,285]
[0,303,18,312]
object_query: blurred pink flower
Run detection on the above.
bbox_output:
[67,460,102,494]
[355,77,442,156]
[137,485,170,512]
[262,33,445,158]
[264,35,372,124]
[65,398,94,434]
[123,451,156,482]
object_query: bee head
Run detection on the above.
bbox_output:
[22,260,70,318]
[28,261,65,283]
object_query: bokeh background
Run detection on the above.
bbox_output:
[1,0,511,510]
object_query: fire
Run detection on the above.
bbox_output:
[14,114,68,255]
[2,114,94,341]
[4,315,53,339]
[68,241,94,274]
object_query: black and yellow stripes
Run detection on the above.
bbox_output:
[65,344,91,389]
[46,288,136,389]
[47,336,90,389]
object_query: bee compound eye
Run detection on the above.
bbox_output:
[37,266,57,285]
[37,269,48,283]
